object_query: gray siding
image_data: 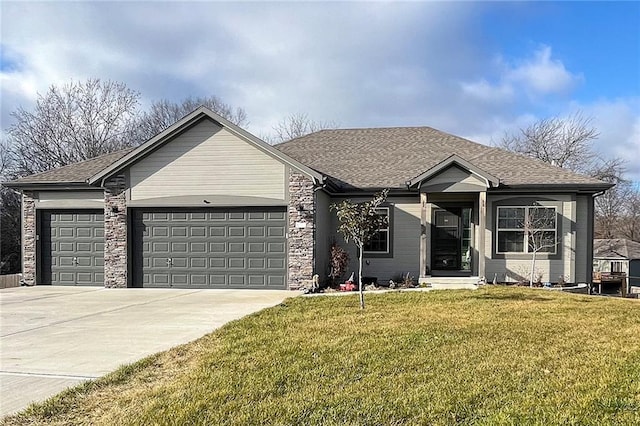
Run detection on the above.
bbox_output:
[129,119,286,201]
[331,197,421,283]
[484,193,577,283]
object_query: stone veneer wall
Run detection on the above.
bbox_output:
[21,191,37,285]
[104,175,128,288]
[288,171,315,290]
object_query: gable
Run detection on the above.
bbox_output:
[418,165,489,193]
[128,119,287,201]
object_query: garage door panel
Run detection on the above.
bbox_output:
[59,242,74,252]
[59,227,75,237]
[248,227,265,237]
[191,258,207,268]
[228,243,245,253]
[76,228,91,238]
[133,207,287,289]
[190,242,206,252]
[172,227,187,237]
[172,258,188,268]
[249,258,265,269]
[191,274,207,285]
[268,226,285,237]
[77,242,93,252]
[171,242,188,252]
[209,258,225,268]
[152,227,169,237]
[248,243,265,253]
[228,275,245,285]
[268,258,286,269]
[210,275,226,285]
[268,242,286,253]
[268,276,285,286]
[210,242,226,253]
[228,258,245,268]
[249,275,266,286]
[191,227,206,237]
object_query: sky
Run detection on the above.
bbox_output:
[1,1,639,181]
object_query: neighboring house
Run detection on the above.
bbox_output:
[4,106,612,290]
[593,239,640,288]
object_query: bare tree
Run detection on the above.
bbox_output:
[267,113,337,144]
[606,182,640,242]
[500,112,600,173]
[499,113,636,242]
[134,96,248,142]
[7,79,141,175]
[0,138,21,273]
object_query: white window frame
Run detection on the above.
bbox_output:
[364,207,390,254]
[611,261,625,273]
[496,206,557,255]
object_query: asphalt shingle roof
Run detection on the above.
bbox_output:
[5,126,609,191]
[5,149,133,185]
[274,127,608,189]
[594,239,640,260]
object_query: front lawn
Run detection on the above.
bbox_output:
[4,287,640,425]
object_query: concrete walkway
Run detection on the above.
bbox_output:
[0,286,293,417]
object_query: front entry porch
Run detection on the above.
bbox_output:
[418,192,487,289]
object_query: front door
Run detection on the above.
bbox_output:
[431,207,472,273]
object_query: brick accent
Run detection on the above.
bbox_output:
[22,191,37,286]
[288,171,315,290]
[104,175,128,288]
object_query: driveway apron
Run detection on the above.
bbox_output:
[0,286,292,417]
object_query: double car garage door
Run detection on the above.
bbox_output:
[39,207,287,288]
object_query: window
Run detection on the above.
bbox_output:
[611,261,624,273]
[496,206,557,254]
[364,207,390,254]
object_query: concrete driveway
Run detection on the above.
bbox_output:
[0,286,293,417]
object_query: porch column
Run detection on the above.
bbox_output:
[420,192,428,277]
[478,191,487,279]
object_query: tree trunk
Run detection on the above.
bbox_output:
[358,245,365,309]
[530,250,536,288]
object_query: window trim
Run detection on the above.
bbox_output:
[364,207,392,257]
[496,206,558,255]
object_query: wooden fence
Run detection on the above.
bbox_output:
[0,274,22,289]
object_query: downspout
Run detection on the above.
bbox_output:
[312,181,327,281]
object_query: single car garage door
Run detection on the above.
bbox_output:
[40,210,105,285]
[132,208,287,288]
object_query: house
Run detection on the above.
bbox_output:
[593,238,640,289]
[4,106,612,289]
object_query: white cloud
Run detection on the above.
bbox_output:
[461,45,583,106]
[507,46,582,95]
[0,2,636,184]
[577,98,640,182]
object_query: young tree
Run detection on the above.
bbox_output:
[331,189,389,309]
[524,205,560,287]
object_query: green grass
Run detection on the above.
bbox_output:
[3,287,640,425]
